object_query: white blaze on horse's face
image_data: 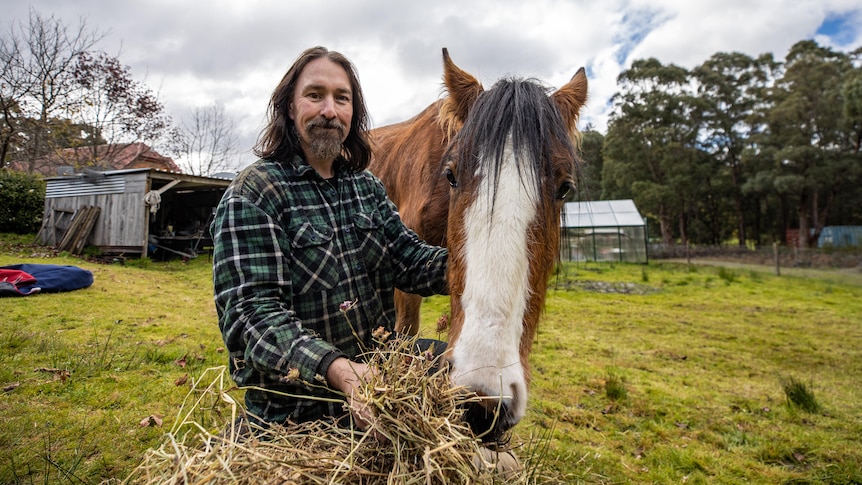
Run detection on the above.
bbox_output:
[450,137,536,431]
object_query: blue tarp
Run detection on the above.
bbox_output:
[0,264,93,297]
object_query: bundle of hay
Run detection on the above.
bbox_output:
[126,338,544,484]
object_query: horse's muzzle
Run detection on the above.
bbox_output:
[462,395,516,444]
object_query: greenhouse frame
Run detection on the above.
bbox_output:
[559,199,648,263]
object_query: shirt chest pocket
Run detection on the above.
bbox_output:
[288,222,338,293]
[352,212,387,273]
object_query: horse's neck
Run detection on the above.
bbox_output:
[367,101,450,245]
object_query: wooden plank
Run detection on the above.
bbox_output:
[156,179,182,195]
[57,207,86,252]
[57,206,101,254]
[70,206,101,255]
[34,211,53,245]
[52,208,75,246]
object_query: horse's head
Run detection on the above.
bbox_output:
[438,49,587,442]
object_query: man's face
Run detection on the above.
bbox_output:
[289,57,353,165]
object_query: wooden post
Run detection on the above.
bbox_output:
[773,242,780,276]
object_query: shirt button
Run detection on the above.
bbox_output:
[345,227,351,233]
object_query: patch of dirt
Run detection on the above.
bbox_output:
[553,280,659,295]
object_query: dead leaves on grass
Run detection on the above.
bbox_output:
[34,367,71,383]
[140,414,163,427]
[2,368,73,393]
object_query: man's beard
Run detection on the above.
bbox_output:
[304,118,345,162]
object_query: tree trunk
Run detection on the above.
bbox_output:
[678,212,688,246]
[797,192,810,248]
[659,212,674,245]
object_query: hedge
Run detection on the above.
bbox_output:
[0,170,46,234]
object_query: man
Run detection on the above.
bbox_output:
[211,46,448,437]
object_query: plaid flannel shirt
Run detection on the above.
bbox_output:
[212,155,448,424]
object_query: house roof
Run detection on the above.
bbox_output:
[561,199,645,228]
[8,142,180,176]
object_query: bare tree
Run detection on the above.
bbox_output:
[171,102,239,176]
[0,8,105,171]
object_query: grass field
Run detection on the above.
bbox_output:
[1,233,860,483]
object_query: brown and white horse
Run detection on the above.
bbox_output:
[369,49,587,440]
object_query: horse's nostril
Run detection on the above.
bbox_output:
[462,398,513,444]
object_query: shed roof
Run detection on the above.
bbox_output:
[43,167,232,198]
[561,199,645,228]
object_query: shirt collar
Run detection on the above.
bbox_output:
[287,154,347,180]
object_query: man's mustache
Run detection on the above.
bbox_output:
[307,118,345,135]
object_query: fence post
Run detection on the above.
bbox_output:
[773,242,780,276]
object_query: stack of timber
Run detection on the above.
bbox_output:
[57,206,101,255]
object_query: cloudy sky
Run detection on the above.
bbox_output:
[4,0,862,170]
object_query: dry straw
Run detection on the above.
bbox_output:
[124,337,552,484]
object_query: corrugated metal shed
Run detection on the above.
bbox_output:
[45,175,127,198]
[818,226,862,248]
[40,168,232,257]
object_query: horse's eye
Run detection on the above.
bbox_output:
[446,168,458,188]
[556,181,573,200]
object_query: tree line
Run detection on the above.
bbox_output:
[579,40,862,248]
[0,8,238,177]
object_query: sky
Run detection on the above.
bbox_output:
[4,0,862,171]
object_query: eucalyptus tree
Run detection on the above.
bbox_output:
[602,58,705,245]
[575,126,604,201]
[694,51,779,246]
[833,49,862,224]
[757,40,858,247]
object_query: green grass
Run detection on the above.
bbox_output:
[1,234,861,483]
[780,375,822,414]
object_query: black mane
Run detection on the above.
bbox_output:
[450,77,576,208]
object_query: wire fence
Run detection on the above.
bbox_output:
[648,243,862,270]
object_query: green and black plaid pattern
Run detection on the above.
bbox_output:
[212,156,448,424]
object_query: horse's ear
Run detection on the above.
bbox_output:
[441,48,483,125]
[552,67,588,132]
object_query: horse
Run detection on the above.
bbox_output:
[368,49,588,441]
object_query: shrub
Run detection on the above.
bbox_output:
[0,170,45,234]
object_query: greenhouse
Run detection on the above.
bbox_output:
[560,199,648,263]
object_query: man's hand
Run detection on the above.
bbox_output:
[326,357,387,442]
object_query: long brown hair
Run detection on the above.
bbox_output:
[254,46,371,172]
